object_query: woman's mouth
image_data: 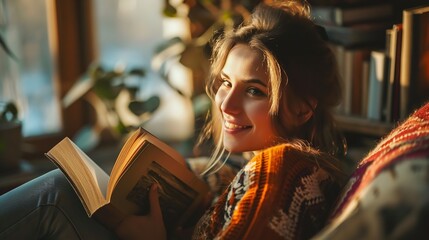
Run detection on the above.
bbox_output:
[224,121,251,132]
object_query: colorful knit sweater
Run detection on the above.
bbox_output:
[192,143,345,240]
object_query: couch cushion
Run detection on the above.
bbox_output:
[313,102,429,239]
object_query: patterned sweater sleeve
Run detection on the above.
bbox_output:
[192,143,344,240]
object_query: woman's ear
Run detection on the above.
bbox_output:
[296,98,317,125]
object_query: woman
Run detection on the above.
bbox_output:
[0,1,347,239]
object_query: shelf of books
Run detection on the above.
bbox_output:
[334,114,394,137]
[309,1,429,137]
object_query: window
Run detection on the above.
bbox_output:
[0,0,61,137]
[0,0,195,157]
[93,0,195,142]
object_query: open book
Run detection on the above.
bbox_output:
[45,127,209,231]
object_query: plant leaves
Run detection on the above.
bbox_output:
[0,33,18,61]
[0,101,18,122]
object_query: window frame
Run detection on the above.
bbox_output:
[22,0,95,159]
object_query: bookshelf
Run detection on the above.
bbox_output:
[335,114,394,137]
[310,1,429,138]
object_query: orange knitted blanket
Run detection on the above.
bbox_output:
[192,143,345,240]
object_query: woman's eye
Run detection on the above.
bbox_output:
[248,87,266,97]
[219,78,231,87]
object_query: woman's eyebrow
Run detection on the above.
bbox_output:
[220,72,229,79]
[220,71,267,87]
[244,79,267,87]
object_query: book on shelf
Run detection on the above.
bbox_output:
[367,50,388,120]
[45,127,210,232]
[311,3,394,26]
[385,24,403,123]
[342,47,353,115]
[361,57,370,116]
[350,48,371,116]
[399,5,429,119]
[329,43,347,114]
[323,21,391,47]
[331,45,371,116]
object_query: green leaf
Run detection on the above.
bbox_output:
[163,5,177,17]
[0,33,18,61]
[0,101,18,122]
[128,68,146,77]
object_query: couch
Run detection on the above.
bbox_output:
[313,102,429,239]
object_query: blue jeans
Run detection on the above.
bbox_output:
[0,169,117,239]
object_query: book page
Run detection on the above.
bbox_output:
[109,141,209,230]
[108,128,148,197]
[108,127,187,198]
[138,129,187,166]
[112,128,143,173]
[46,138,110,216]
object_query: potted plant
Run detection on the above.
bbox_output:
[0,33,21,171]
[0,101,22,171]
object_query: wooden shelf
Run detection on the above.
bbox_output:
[335,114,395,137]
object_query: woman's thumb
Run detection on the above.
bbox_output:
[149,183,163,221]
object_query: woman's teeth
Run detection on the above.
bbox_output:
[225,122,249,129]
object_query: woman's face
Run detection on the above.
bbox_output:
[215,44,279,153]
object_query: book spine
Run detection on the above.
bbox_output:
[334,8,342,25]
[343,49,354,115]
[399,6,429,119]
[382,29,392,121]
[361,58,370,116]
[367,50,387,120]
[351,49,371,116]
[329,43,346,114]
[385,24,403,123]
[399,10,412,120]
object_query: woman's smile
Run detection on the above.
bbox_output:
[224,120,252,132]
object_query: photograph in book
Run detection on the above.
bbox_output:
[126,161,198,228]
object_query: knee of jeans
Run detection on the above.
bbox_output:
[36,169,82,208]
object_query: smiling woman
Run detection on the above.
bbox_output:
[0,1,349,240]
[201,0,346,172]
[189,3,348,239]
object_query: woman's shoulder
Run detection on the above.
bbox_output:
[254,141,327,159]
[253,142,348,182]
[252,142,337,168]
[193,142,346,239]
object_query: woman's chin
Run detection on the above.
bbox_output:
[224,144,254,153]
[223,144,242,153]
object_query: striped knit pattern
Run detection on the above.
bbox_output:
[192,144,343,240]
[329,102,429,221]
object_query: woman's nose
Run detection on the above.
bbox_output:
[220,89,241,115]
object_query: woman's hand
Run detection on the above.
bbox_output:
[115,184,166,240]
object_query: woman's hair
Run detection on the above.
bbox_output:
[198,1,346,173]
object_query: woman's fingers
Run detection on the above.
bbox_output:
[149,184,165,225]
